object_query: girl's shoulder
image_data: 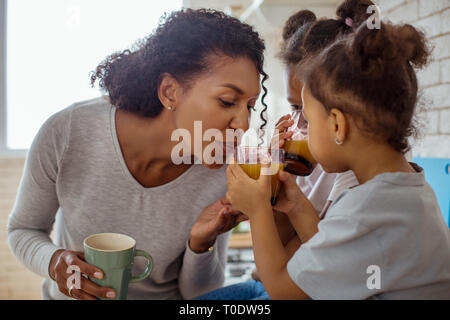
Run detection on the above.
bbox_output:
[327,168,440,227]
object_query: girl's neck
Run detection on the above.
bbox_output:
[348,142,415,185]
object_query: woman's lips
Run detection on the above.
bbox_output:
[222,141,237,161]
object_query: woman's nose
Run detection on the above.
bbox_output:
[230,106,250,132]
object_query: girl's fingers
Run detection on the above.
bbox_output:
[225,192,232,204]
[271,131,294,148]
[226,164,236,180]
[276,119,295,132]
[220,197,232,206]
[275,114,291,127]
[229,162,246,180]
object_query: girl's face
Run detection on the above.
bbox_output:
[285,65,303,114]
[301,86,343,173]
[170,55,261,169]
[284,66,308,135]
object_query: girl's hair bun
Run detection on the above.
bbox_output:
[282,10,317,41]
[336,0,375,29]
[351,22,430,75]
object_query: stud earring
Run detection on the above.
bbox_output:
[167,106,173,111]
[335,138,343,145]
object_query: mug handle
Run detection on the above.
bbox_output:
[130,249,153,283]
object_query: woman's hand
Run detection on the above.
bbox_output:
[226,159,272,219]
[49,250,116,300]
[189,197,248,253]
[270,114,294,149]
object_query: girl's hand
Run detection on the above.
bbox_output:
[49,250,116,300]
[226,159,272,218]
[189,197,248,253]
[273,170,310,217]
[270,114,294,149]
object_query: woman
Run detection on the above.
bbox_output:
[7,9,268,300]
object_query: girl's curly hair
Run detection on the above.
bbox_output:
[90,9,268,138]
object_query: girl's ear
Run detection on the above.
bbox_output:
[329,108,347,144]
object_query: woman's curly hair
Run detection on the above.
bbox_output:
[90,9,268,137]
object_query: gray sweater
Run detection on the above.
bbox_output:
[7,96,229,300]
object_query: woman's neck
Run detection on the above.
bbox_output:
[348,142,415,185]
[115,108,192,187]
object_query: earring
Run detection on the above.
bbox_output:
[167,106,173,111]
[335,138,343,145]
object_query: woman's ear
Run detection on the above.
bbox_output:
[158,73,181,110]
[329,108,347,144]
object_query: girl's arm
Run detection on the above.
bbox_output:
[249,204,308,299]
[277,170,320,244]
[251,212,301,281]
[226,162,315,299]
[273,209,297,247]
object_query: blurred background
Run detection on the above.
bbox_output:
[0,0,449,299]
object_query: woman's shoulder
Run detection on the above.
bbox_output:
[67,95,112,122]
[44,96,111,131]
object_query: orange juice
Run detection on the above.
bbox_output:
[283,140,316,176]
[239,163,284,205]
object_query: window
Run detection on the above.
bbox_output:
[3,0,181,151]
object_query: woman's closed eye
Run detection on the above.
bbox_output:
[219,98,256,111]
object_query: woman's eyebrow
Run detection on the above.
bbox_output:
[220,83,244,95]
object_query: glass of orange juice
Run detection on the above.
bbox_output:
[283,111,316,176]
[235,146,285,206]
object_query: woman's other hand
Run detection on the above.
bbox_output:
[189,197,248,253]
[49,250,116,300]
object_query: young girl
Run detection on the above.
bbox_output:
[226,21,450,299]
[194,0,373,300]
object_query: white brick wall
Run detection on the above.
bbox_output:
[377,0,450,158]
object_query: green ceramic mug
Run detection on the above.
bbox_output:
[83,233,153,300]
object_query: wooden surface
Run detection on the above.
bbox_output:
[228,232,253,248]
[0,157,43,300]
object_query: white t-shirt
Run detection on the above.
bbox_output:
[297,165,358,215]
[287,165,450,299]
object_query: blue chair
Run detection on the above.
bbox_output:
[413,158,450,227]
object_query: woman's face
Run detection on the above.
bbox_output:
[173,55,261,169]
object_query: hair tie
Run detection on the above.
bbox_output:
[345,17,353,28]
